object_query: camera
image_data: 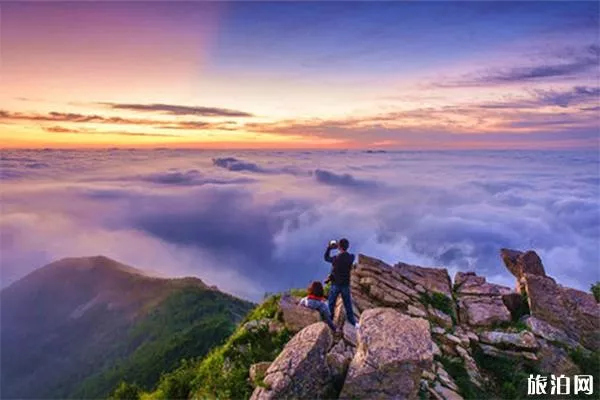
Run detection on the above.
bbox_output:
[329,239,338,248]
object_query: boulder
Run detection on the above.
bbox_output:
[339,308,433,399]
[251,322,334,400]
[478,344,537,362]
[500,248,546,279]
[457,295,511,327]
[454,272,512,296]
[478,331,538,351]
[428,306,454,329]
[249,362,272,386]
[279,294,322,333]
[395,262,452,298]
[433,382,464,400]
[523,274,600,350]
[523,316,578,348]
[536,339,581,376]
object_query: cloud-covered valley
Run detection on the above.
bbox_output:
[1,149,598,300]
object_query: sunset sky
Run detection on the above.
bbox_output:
[1,1,598,149]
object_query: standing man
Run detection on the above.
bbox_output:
[324,238,358,327]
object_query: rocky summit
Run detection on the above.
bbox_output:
[243,248,598,400]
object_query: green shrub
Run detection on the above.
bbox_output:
[473,346,541,399]
[420,291,456,324]
[244,295,281,323]
[191,324,292,399]
[569,347,600,398]
[109,381,141,400]
[438,356,485,400]
[591,282,600,303]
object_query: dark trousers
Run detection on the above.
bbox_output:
[328,284,356,326]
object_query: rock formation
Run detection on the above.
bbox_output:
[248,248,598,400]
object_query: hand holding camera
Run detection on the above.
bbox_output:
[328,239,338,249]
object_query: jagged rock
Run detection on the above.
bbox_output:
[244,318,270,332]
[251,322,334,400]
[428,306,453,329]
[249,362,272,386]
[408,304,428,318]
[326,340,352,386]
[456,346,484,388]
[431,342,442,357]
[478,331,538,351]
[478,343,537,362]
[500,248,546,279]
[433,382,464,400]
[457,295,511,327]
[342,322,358,347]
[395,262,453,298]
[454,272,512,296]
[436,365,459,391]
[432,326,446,336]
[279,294,322,333]
[340,308,433,400]
[422,370,436,381]
[523,274,599,350]
[536,339,581,376]
[523,316,578,348]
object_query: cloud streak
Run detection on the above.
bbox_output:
[100,103,254,117]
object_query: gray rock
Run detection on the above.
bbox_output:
[251,322,334,400]
[395,262,453,298]
[478,331,538,351]
[454,272,512,296]
[340,308,433,400]
[434,382,464,400]
[523,316,579,348]
[536,339,581,376]
[429,306,454,329]
[457,295,511,327]
[478,343,538,362]
[523,274,600,350]
[500,248,546,279]
[249,362,272,386]
[279,294,322,333]
[408,304,428,318]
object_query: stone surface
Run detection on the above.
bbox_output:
[454,272,512,296]
[500,248,546,279]
[457,295,511,327]
[478,331,538,351]
[395,262,452,298]
[478,344,537,362]
[249,362,272,386]
[250,322,334,400]
[428,306,454,329]
[523,316,578,348]
[279,294,322,333]
[433,382,464,400]
[536,339,581,376]
[523,274,600,350]
[339,308,433,400]
[326,340,352,386]
[408,304,428,318]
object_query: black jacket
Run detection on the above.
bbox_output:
[324,248,355,286]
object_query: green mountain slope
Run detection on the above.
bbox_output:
[0,256,253,399]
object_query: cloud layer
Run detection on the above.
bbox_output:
[1,149,598,300]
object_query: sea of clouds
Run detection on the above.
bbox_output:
[1,149,598,300]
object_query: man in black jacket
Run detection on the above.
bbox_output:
[324,238,357,327]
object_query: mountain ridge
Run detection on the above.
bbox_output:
[0,255,253,399]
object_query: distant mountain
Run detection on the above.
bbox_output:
[0,255,253,399]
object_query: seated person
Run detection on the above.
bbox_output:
[299,281,336,331]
